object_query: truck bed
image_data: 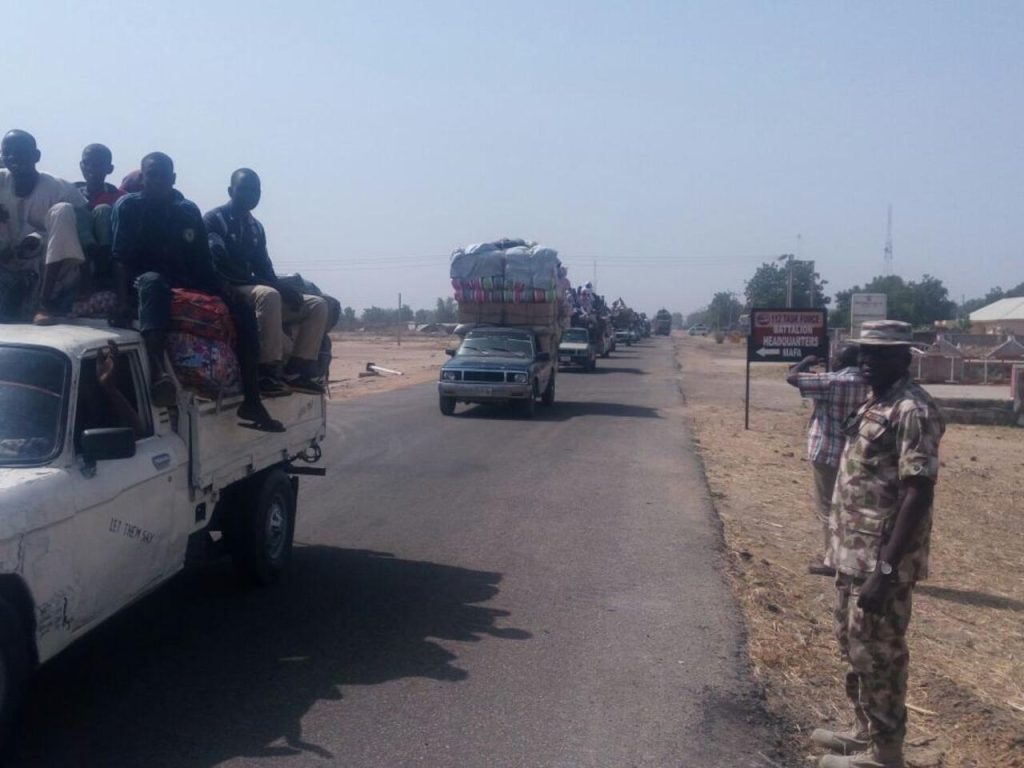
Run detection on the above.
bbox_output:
[187,391,326,493]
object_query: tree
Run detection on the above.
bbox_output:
[708,291,744,330]
[744,260,828,309]
[671,312,684,329]
[830,274,956,329]
[414,308,433,324]
[338,306,358,330]
[434,297,457,323]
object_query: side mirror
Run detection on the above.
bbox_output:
[535,352,551,362]
[81,428,136,464]
[445,348,457,357]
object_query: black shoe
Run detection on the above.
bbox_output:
[808,562,837,577]
[285,375,324,395]
[236,401,286,432]
[259,375,292,398]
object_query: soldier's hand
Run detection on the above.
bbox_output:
[857,571,892,614]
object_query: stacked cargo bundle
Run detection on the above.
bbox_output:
[450,238,570,328]
[166,289,242,398]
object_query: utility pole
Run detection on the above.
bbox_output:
[777,254,795,308]
[397,292,402,347]
[884,205,893,276]
[808,260,816,307]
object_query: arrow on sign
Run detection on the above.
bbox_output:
[756,348,781,357]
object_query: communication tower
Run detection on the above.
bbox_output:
[884,205,893,275]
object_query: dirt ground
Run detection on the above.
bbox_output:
[325,330,454,400]
[675,334,1024,768]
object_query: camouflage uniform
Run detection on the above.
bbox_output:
[825,375,944,753]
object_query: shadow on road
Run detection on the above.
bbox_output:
[15,546,528,768]
[456,400,662,421]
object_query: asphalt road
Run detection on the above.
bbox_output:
[15,338,779,768]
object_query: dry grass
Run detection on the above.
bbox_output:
[676,335,1024,768]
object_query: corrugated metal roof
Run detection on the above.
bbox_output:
[969,297,1024,322]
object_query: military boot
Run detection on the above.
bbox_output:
[818,743,905,768]
[810,727,869,754]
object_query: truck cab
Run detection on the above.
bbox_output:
[558,327,596,372]
[438,326,556,417]
[0,320,326,742]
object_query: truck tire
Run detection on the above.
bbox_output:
[439,394,456,416]
[232,469,296,586]
[541,372,556,405]
[586,356,596,372]
[0,599,30,758]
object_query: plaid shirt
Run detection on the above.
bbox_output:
[797,366,869,467]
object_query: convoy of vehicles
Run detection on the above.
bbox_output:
[438,326,557,416]
[0,321,326,740]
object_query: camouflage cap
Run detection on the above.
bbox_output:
[853,319,914,346]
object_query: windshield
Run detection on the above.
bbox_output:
[562,329,589,343]
[0,346,69,465]
[457,333,534,358]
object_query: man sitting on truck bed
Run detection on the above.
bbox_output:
[0,129,89,324]
[73,143,124,298]
[110,151,284,432]
[205,168,327,396]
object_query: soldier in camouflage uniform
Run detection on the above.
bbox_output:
[812,321,945,768]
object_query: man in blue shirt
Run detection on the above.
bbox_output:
[111,152,283,432]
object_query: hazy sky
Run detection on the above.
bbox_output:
[7,2,1021,316]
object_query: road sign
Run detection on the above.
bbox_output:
[744,308,829,430]
[747,308,829,363]
[850,293,887,334]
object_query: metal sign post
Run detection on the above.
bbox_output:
[744,307,829,429]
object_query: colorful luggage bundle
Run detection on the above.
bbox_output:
[450,239,570,327]
[166,289,241,398]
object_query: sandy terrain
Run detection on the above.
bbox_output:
[675,334,1024,768]
[325,330,454,400]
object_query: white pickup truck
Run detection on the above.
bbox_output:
[0,320,326,744]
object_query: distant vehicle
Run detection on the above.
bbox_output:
[558,327,597,372]
[615,328,633,346]
[438,326,556,417]
[654,309,672,336]
[687,324,710,336]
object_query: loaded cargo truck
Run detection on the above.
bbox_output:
[654,309,672,336]
[0,320,326,746]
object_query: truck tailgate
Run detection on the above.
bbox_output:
[188,393,326,492]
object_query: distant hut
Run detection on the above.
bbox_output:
[913,337,963,383]
[986,337,1024,361]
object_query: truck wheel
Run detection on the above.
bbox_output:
[232,469,295,586]
[586,356,596,372]
[541,373,556,405]
[439,394,456,415]
[0,599,31,757]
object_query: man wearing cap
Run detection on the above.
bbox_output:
[813,320,944,768]
[787,344,868,576]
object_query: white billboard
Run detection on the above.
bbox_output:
[851,293,887,333]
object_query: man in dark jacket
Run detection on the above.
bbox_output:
[205,168,327,395]
[111,152,282,432]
